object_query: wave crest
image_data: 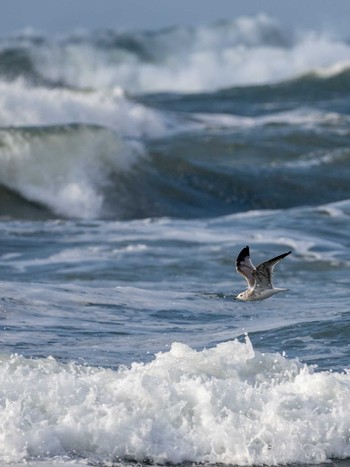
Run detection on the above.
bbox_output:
[0,125,144,219]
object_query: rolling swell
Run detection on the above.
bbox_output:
[125,141,350,219]
[1,122,350,220]
[144,68,350,117]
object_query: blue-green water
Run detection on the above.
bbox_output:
[0,16,350,466]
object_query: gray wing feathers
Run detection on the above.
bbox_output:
[254,251,292,289]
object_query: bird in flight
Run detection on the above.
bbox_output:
[235,246,291,301]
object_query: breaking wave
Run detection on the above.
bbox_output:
[0,125,144,219]
[0,337,349,465]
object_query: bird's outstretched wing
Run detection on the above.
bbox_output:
[236,246,256,288]
[254,251,291,290]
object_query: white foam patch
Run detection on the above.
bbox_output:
[0,337,349,465]
[193,108,350,133]
[281,148,350,169]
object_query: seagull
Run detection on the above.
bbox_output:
[235,246,291,301]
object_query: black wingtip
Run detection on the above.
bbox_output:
[272,250,292,262]
[242,245,249,255]
[236,245,250,266]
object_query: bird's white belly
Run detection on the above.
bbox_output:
[237,288,286,301]
[250,289,280,301]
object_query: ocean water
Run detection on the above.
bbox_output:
[0,15,350,467]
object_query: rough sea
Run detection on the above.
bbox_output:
[0,15,350,467]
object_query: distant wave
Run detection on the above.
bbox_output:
[0,337,349,465]
[2,15,350,93]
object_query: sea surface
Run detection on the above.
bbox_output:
[0,15,350,467]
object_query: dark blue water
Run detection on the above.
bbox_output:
[0,17,350,466]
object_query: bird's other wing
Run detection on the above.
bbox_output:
[236,246,256,288]
[254,251,292,289]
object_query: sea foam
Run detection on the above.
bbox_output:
[0,337,349,465]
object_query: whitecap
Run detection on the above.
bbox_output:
[0,337,349,465]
